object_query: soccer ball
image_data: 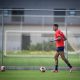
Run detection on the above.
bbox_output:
[40,66,46,72]
[0,66,6,72]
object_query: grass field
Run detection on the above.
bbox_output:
[0,54,79,67]
[0,70,80,80]
[0,51,80,80]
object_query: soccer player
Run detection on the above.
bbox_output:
[51,24,72,72]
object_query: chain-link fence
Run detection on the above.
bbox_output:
[0,9,80,69]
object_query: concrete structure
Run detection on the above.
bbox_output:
[0,0,80,51]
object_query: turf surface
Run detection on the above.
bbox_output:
[1,54,80,67]
[0,70,80,80]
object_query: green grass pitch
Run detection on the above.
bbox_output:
[1,54,80,67]
[0,52,80,80]
[0,70,80,80]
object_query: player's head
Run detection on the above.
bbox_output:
[53,24,58,31]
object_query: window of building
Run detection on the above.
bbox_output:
[69,9,76,16]
[11,8,24,22]
[3,10,10,16]
[54,9,66,16]
[54,9,66,23]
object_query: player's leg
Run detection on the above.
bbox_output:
[59,51,72,72]
[53,52,59,72]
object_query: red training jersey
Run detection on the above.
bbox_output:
[54,29,65,47]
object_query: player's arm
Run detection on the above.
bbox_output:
[49,36,61,45]
[61,32,67,41]
[63,36,67,41]
[55,36,62,41]
[50,36,61,42]
[56,36,67,41]
[60,31,67,41]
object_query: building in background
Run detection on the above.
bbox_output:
[0,0,80,51]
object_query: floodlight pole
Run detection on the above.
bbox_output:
[20,15,23,31]
[65,15,68,59]
[1,12,4,66]
[42,16,45,51]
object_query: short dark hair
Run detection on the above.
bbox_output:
[53,24,58,27]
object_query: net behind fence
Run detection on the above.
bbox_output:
[4,30,55,57]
